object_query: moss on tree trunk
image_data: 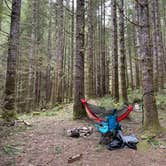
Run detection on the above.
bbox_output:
[2,0,21,122]
[73,0,86,119]
[138,0,161,132]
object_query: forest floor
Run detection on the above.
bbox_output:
[0,95,166,166]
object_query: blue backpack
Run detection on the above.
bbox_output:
[95,109,121,134]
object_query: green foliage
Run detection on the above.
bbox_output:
[127,89,166,109]
[54,146,62,154]
[44,111,58,117]
[137,140,151,152]
[42,105,63,117]
[3,144,21,156]
[97,96,123,109]
[128,89,142,103]
[98,96,115,108]
[1,110,17,122]
[32,112,41,116]
[148,138,160,146]
[52,105,63,112]
[156,94,166,110]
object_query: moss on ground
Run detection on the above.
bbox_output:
[1,110,18,122]
[137,140,151,152]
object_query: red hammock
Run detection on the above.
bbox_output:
[81,99,133,123]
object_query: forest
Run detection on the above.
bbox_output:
[0,0,166,165]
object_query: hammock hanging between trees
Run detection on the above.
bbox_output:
[81,99,133,123]
[81,99,139,148]
[81,99,133,134]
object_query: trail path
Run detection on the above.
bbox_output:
[0,105,165,166]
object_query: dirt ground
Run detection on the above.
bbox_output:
[0,104,166,166]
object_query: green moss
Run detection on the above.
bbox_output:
[54,146,62,154]
[95,144,105,152]
[148,138,159,146]
[52,105,64,112]
[143,123,162,135]
[156,94,166,109]
[137,140,151,152]
[73,110,87,120]
[97,96,124,109]
[128,89,142,103]
[41,105,64,117]
[3,144,21,156]
[140,133,155,140]
[43,111,57,116]
[32,112,41,116]
[1,110,17,122]
[73,102,87,120]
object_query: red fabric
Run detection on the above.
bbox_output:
[81,99,133,123]
[117,105,133,122]
[81,99,102,123]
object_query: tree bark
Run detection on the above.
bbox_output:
[139,0,160,130]
[46,0,53,104]
[56,0,64,103]
[27,0,36,111]
[2,0,21,121]
[96,7,101,97]
[0,0,3,30]
[128,36,134,90]
[51,2,58,105]
[155,0,164,90]
[134,2,142,89]
[73,0,86,119]
[100,0,106,96]
[111,0,119,102]
[69,0,74,101]
[119,0,128,103]
[150,0,159,92]
[87,0,94,97]
[132,11,140,89]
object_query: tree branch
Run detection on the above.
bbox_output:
[116,2,143,27]
[4,0,12,11]
[0,29,9,36]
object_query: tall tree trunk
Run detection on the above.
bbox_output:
[163,6,166,77]
[63,33,67,102]
[0,0,3,30]
[56,0,64,103]
[155,0,164,90]
[133,21,140,89]
[151,0,159,92]
[46,0,53,104]
[69,0,74,101]
[96,8,101,97]
[2,0,21,121]
[64,0,70,102]
[132,11,140,89]
[105,43,110,94]
[101,0,106,96]
[125,53,129,89]
[128,36,134,90]
[111,0,119,102]
[51,2,58,105]
[139,0,160,130]
[93,9,98,96]
[35,69,41,107]
[135,2,142,88]
[87,0,94,97]
[119,0,128,103]
[27,0,36,111]
[73,0,86,119]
